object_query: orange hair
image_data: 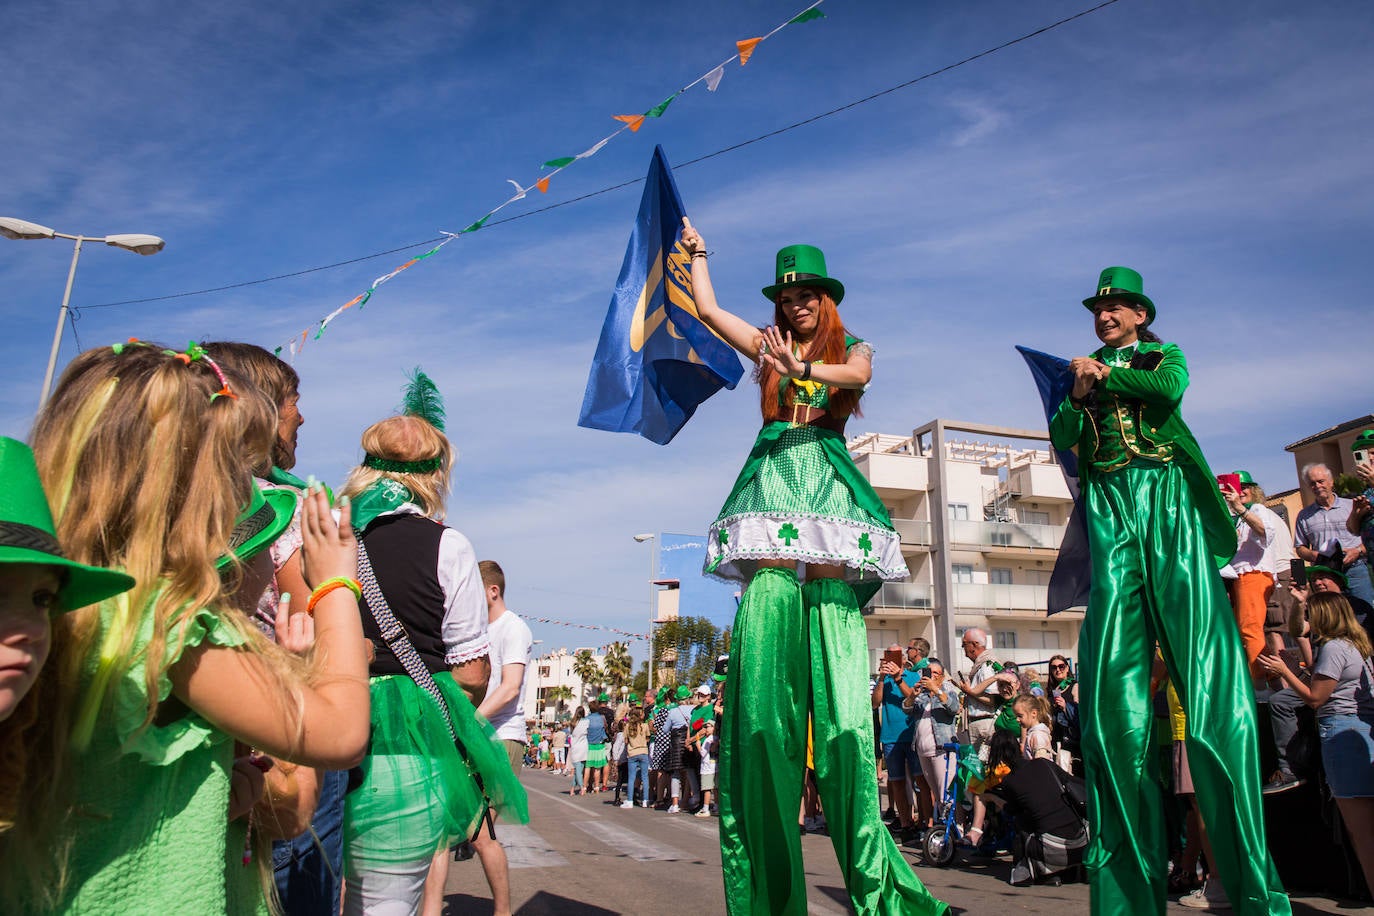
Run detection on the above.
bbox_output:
[756,290,862,422]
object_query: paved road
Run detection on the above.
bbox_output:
[434,768,1360,915]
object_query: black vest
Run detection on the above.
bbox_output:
[359,514,449,676]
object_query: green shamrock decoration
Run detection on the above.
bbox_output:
[778,523,799,546]
[718,530,729,545]
[858,532,873,556]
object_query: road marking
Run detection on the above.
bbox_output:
[498,824,569,870]
[573,820,688,862]
[660,815,720,840]
[522,782,601,817]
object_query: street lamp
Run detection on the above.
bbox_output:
[633,533,656,693]
[0,216,166,408]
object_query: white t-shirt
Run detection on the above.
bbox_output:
[484,609,532,743]
[1232,503,1281,576]
[698,734,718,776]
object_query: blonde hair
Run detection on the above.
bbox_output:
[4,342,305,907]
[340,415,454,519]
[1013,693,1052,726]
[1306,592,1373,658]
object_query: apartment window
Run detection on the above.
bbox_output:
[989,568,1013,585]
[952,564,974,583]
[539,666,551,678]
[994,631,1018,650]
[1022,510,1050,527]
[948,503,970,520]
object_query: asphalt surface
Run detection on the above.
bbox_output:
[433,768,1364,915]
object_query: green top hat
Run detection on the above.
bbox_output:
[597,692,610,702]
[0,437,135,611]
[761,244,845,305]
[216,483,298,570]
[1232,470,1256,487]
[674,684,691,700]
[1082,266,1156,325]
[1351,430,1374,453]
[656,686,670,701]
[627,693,639,703]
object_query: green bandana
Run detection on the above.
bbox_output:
[350,478,414,532]
[994,703,1021,734]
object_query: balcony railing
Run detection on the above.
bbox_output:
[871,581,934,610]
[948,519,1065,550]
[891,517,932,546]
[952,582,1048,611]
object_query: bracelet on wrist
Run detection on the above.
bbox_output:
[801,360,813,381]
[306,576,363,614]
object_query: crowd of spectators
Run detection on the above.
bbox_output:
[525,680,724,819]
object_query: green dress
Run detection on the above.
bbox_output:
[705,340,906,603]
[42,595,269,915]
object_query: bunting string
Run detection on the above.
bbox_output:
[266,0,829,358]
[528,616,649,641]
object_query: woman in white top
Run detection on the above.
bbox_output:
[568,708,590,796]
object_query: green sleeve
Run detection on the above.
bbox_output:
[1049,396,1083,451]
[1100,343,1188,406]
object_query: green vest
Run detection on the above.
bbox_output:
[1049,341,1236,568]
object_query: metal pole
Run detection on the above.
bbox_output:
[646,536,656,694]
[39,236,85,408]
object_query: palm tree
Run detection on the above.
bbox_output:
[602,642,633,692]
[571,649,602,703]
[545,684,574,722]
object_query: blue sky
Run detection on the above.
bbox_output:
[4,0,1372,662]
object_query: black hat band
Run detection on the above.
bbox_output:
[228,500,276,552]
[777,272,824,284]
[0,520,64,558]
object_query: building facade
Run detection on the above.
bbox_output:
[521,646,609,725]
[849,419,1082,679]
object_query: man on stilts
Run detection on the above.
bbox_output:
[1048,267,1290,915]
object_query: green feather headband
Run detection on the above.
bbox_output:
[362,367,448,474]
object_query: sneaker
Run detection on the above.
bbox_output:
[620,801,633,809]
[1261,772,1304,795]
[1179,882,1231,910]
[695,809,711,818]
[667,804,681,813]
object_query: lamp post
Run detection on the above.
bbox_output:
[531,640,544,723]
[0,217,165,408]
[633,533,656,693]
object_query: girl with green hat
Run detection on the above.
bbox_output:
[0,343,372,914]
[680,220,945,915]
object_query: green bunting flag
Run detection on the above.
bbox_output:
[543,157,577,168]
[790,8,825,24]
[646,93,678,119]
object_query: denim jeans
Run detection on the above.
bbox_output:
[627,754,650,804]
[571,760,585,791]
[272,769,348,916]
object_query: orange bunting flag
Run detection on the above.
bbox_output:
[614,114,647,132]
[536,177,551,193]
[736,37,762,65]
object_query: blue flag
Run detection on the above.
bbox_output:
[1015,346,1091,615]
[578,146,744,445]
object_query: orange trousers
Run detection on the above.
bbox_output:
[1231,570,1273,666]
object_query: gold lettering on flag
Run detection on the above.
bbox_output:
[631,240,731,360]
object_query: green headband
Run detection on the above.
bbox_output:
[362,454,443,474]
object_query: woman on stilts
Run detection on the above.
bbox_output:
[682,218,947,916]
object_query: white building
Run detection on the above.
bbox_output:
[521,646,610,724]
[850,419,1083,678]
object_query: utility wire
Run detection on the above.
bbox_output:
[82,0,1124,311]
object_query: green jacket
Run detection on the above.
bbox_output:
[1048,341,1236,568]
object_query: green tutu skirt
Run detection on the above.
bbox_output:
[705,422,908,604]
[344,672,528,867]
[587,743,607,768]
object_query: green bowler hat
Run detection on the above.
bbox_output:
[216,482,299,570]
[674,684,692,700]
[761,244,845,305]
[1233,470,1256,487]
[1082,266,1156,325]
[0,437,136,611]
[597,692,610,702]
[1351,430,1374,453]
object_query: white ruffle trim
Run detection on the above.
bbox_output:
[704,512,908,584]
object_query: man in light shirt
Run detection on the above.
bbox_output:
[1295,463,1372,603]
[423,560,531,916]
[1221,470,1283,668]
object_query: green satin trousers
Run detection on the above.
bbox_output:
[1080,462,1289,915]
[717,568,947,916]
